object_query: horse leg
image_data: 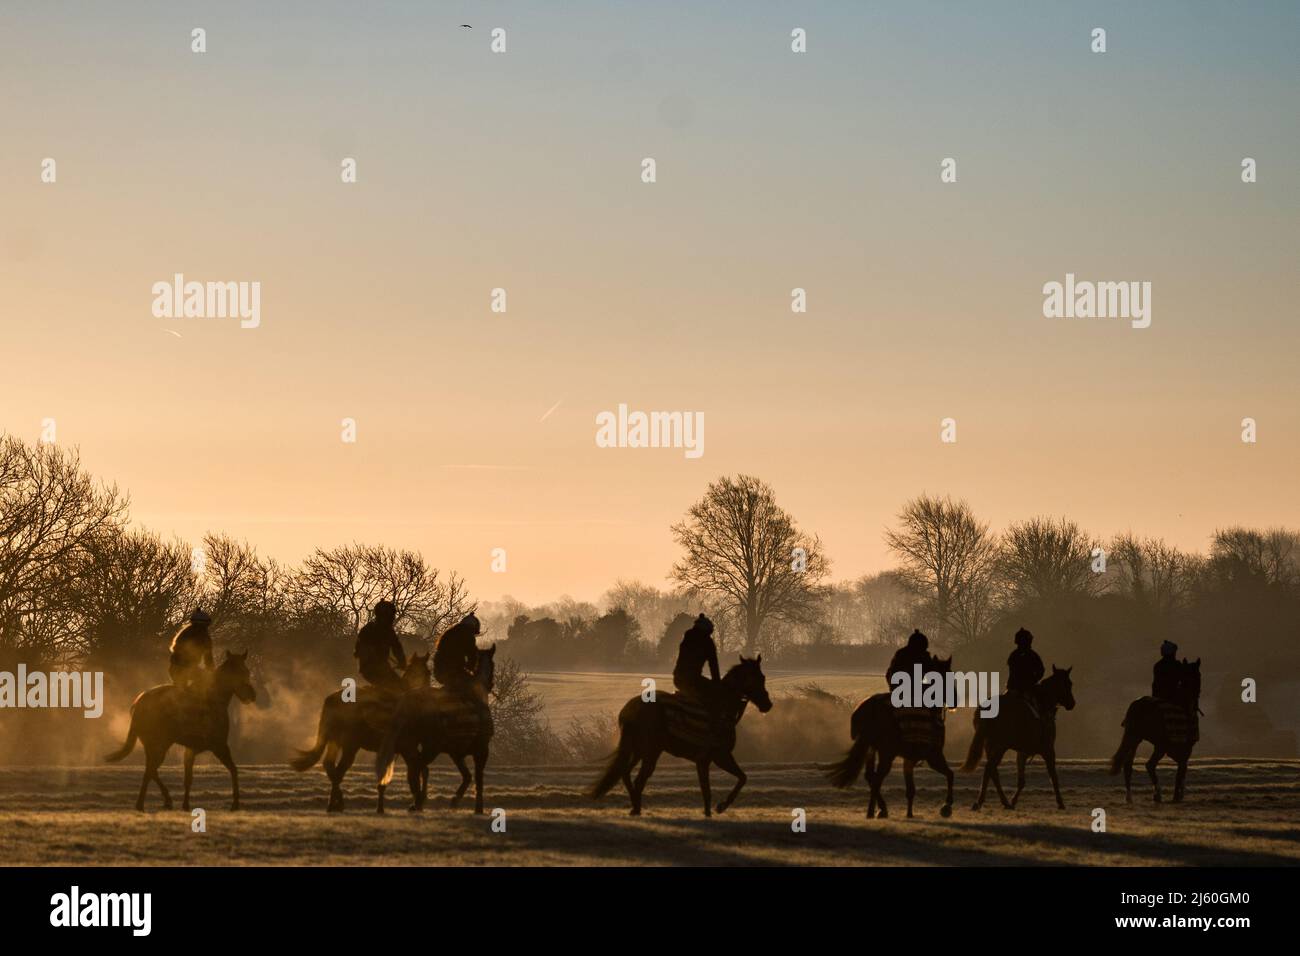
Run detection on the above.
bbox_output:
[1173,751,1189,802]
[332,744,358,813]
[1010,752,1027,809]
[405,754,424,812]
[629,749,660,816]
[135,744,155,811]
[212,743,240,811]
[1123,748,1134,804]
[620,756,639,802]
[472,745,487,815]
[987,747,1012,809]
[695,759,713,818]
[1146,748,1164,803]
[322,742,342,811]
[972,757,992,811]
[928,751,954,818]
[875,753,893,818]
[903,758,918,818]
[712,750,747,814]
[450,754,472,807]
[1043,751,1065,809]
[182,748,196,811]
[146,745,172,810]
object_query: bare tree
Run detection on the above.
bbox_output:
[1108,534,1193,616]
[72,529,197,666]
[0,436,128,660]
[289,543,473,639]
[884,494,998,645]
[671,474,829,654]
[999,516,1102,603]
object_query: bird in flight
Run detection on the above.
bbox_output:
[460,24,472,29]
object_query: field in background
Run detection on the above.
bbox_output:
[1,759,1296,866]
[529,670,879,725]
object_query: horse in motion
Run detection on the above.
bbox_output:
[963,665,1075,811]
[1109,658,1201,803]
[291,653,430,812]
[105,651,257,811]
[826,656,954,818]
[375,645,497,815]
[590,655,773,817]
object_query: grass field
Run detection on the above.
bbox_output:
[1,758,1297,866]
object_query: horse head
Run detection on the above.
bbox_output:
[217,650,257,704]
[726,655,773,713]
[403,652,431,689]
[476,644,497,695]
[1047,664,1075,711]
[1182,657,1202,710]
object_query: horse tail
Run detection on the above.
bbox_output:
[290,702,332,772]
[961,715,986,772]
[825,733,870,789]
[104,694,143,763]
[375,720,400,788]
[590,719,634,799]
[1109,701,1143,775]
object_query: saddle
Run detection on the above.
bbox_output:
[1150,697,1198,745]
[894,706,943,748]
[662,692,725,749]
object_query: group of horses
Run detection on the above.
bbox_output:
[102,648,1202,820]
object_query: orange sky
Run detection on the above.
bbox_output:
[2,3,1297,603]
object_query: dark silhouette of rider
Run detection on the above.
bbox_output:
[673,613,721,703]
[1151,640,1184,700]
[433,613,481,693]
[886,629,932,686]
[169,608,215,690]
[355,600,406,692]
[1006,627,1045,693]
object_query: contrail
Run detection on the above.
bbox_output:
[539,399,563,423]
[162,328,182,338]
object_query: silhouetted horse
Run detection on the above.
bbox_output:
[375,645,497,815]
[826,656,954,818]
[590,656,773,817]
[291,653,430,812]
[1109,658,1201,803]
[963,665,1076,811]
[105,651,257,811]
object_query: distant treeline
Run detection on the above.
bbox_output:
[1,435,1296,760]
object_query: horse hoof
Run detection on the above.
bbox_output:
[715,803,726,814]
[1153,794,1162,804]
[406,804,421,813]
[229,803,240,812]
[1056,803,1066,811]
[970,803,981,812]
[134,804,145,813]
[629,808,641,817]
[877,809,888,819]
[940,805,952,818]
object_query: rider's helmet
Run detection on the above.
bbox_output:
[374,599,397,621]
[906,629,928,651]
[1014,627,1034,648]
[1160,639,1178,659]
[189,608,213,627]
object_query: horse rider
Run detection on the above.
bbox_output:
[886,629,933,686]
[1151,640,1184,702]
[1006,627,1044,693]
[169,608,215,690]
[355,599,407,693]
[887,629,944,728]
[433,612,482,696]
[1006,627,1045,718]
[673,613,720,697]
